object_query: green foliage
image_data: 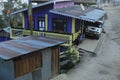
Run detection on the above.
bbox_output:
[1,0,28,28]
[0,18,6,28]
[64,46,78,64]
[61,61,75,72]
[61,46,79,73]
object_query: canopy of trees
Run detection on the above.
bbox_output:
[0,0,27,29]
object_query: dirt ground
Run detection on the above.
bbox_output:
[51,5,120,80]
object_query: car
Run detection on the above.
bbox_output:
[86,21,103,39]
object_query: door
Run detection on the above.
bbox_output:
[38,17,45,31]
[51,46,59,77]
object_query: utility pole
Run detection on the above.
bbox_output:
[28,0,33,35]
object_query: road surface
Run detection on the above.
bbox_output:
[51,5,120,80]
[66,6,120,80]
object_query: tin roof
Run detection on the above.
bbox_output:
[50,5,106,22]
[0,36,64,60]
[80,9,106,22]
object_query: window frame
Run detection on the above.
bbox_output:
[38,17,45,31]
[52,18,67,33]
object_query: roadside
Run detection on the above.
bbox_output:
[51,5,120,80]
[66,6,120,80]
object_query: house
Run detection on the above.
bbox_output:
[0,27,11,42]
[0,36,64,80]
[10,0,106,47]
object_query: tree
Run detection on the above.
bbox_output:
[0,0,27,28]
[0,17,6,28]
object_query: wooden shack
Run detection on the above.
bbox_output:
[0,36,64,80]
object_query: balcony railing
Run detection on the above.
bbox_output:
[10,28,73,45]
[45,32,72,45]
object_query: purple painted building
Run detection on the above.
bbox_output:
[10,0,106,46]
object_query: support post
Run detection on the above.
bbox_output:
[28,0,33,35]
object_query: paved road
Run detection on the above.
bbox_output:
[51,6,120,80]
[78,38,99,52]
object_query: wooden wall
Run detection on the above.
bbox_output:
[51,46,59,77]
[14,46,60,79]
[14,51,42,78]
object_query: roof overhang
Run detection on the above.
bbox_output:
[50,5,106,22]
[80,9,106,22]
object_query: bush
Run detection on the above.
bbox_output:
[64,47,78,63]
[60,46,79,72]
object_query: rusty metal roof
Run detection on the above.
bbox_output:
[50,5,106,22]
[0,36,64,60]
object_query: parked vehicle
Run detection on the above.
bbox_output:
[86,21,104,39]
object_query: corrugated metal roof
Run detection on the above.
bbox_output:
[0,36,64,60]
[50,5,106,22]
[80,9,106,22]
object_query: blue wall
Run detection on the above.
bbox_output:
[24,4,72,33]
[24,4,53,30]
[0,37,11,42]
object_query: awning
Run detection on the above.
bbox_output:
[80,9,106,22]
[50,5,106,22]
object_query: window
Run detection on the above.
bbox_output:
[38,17,45,31]
[52,18,67,33]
